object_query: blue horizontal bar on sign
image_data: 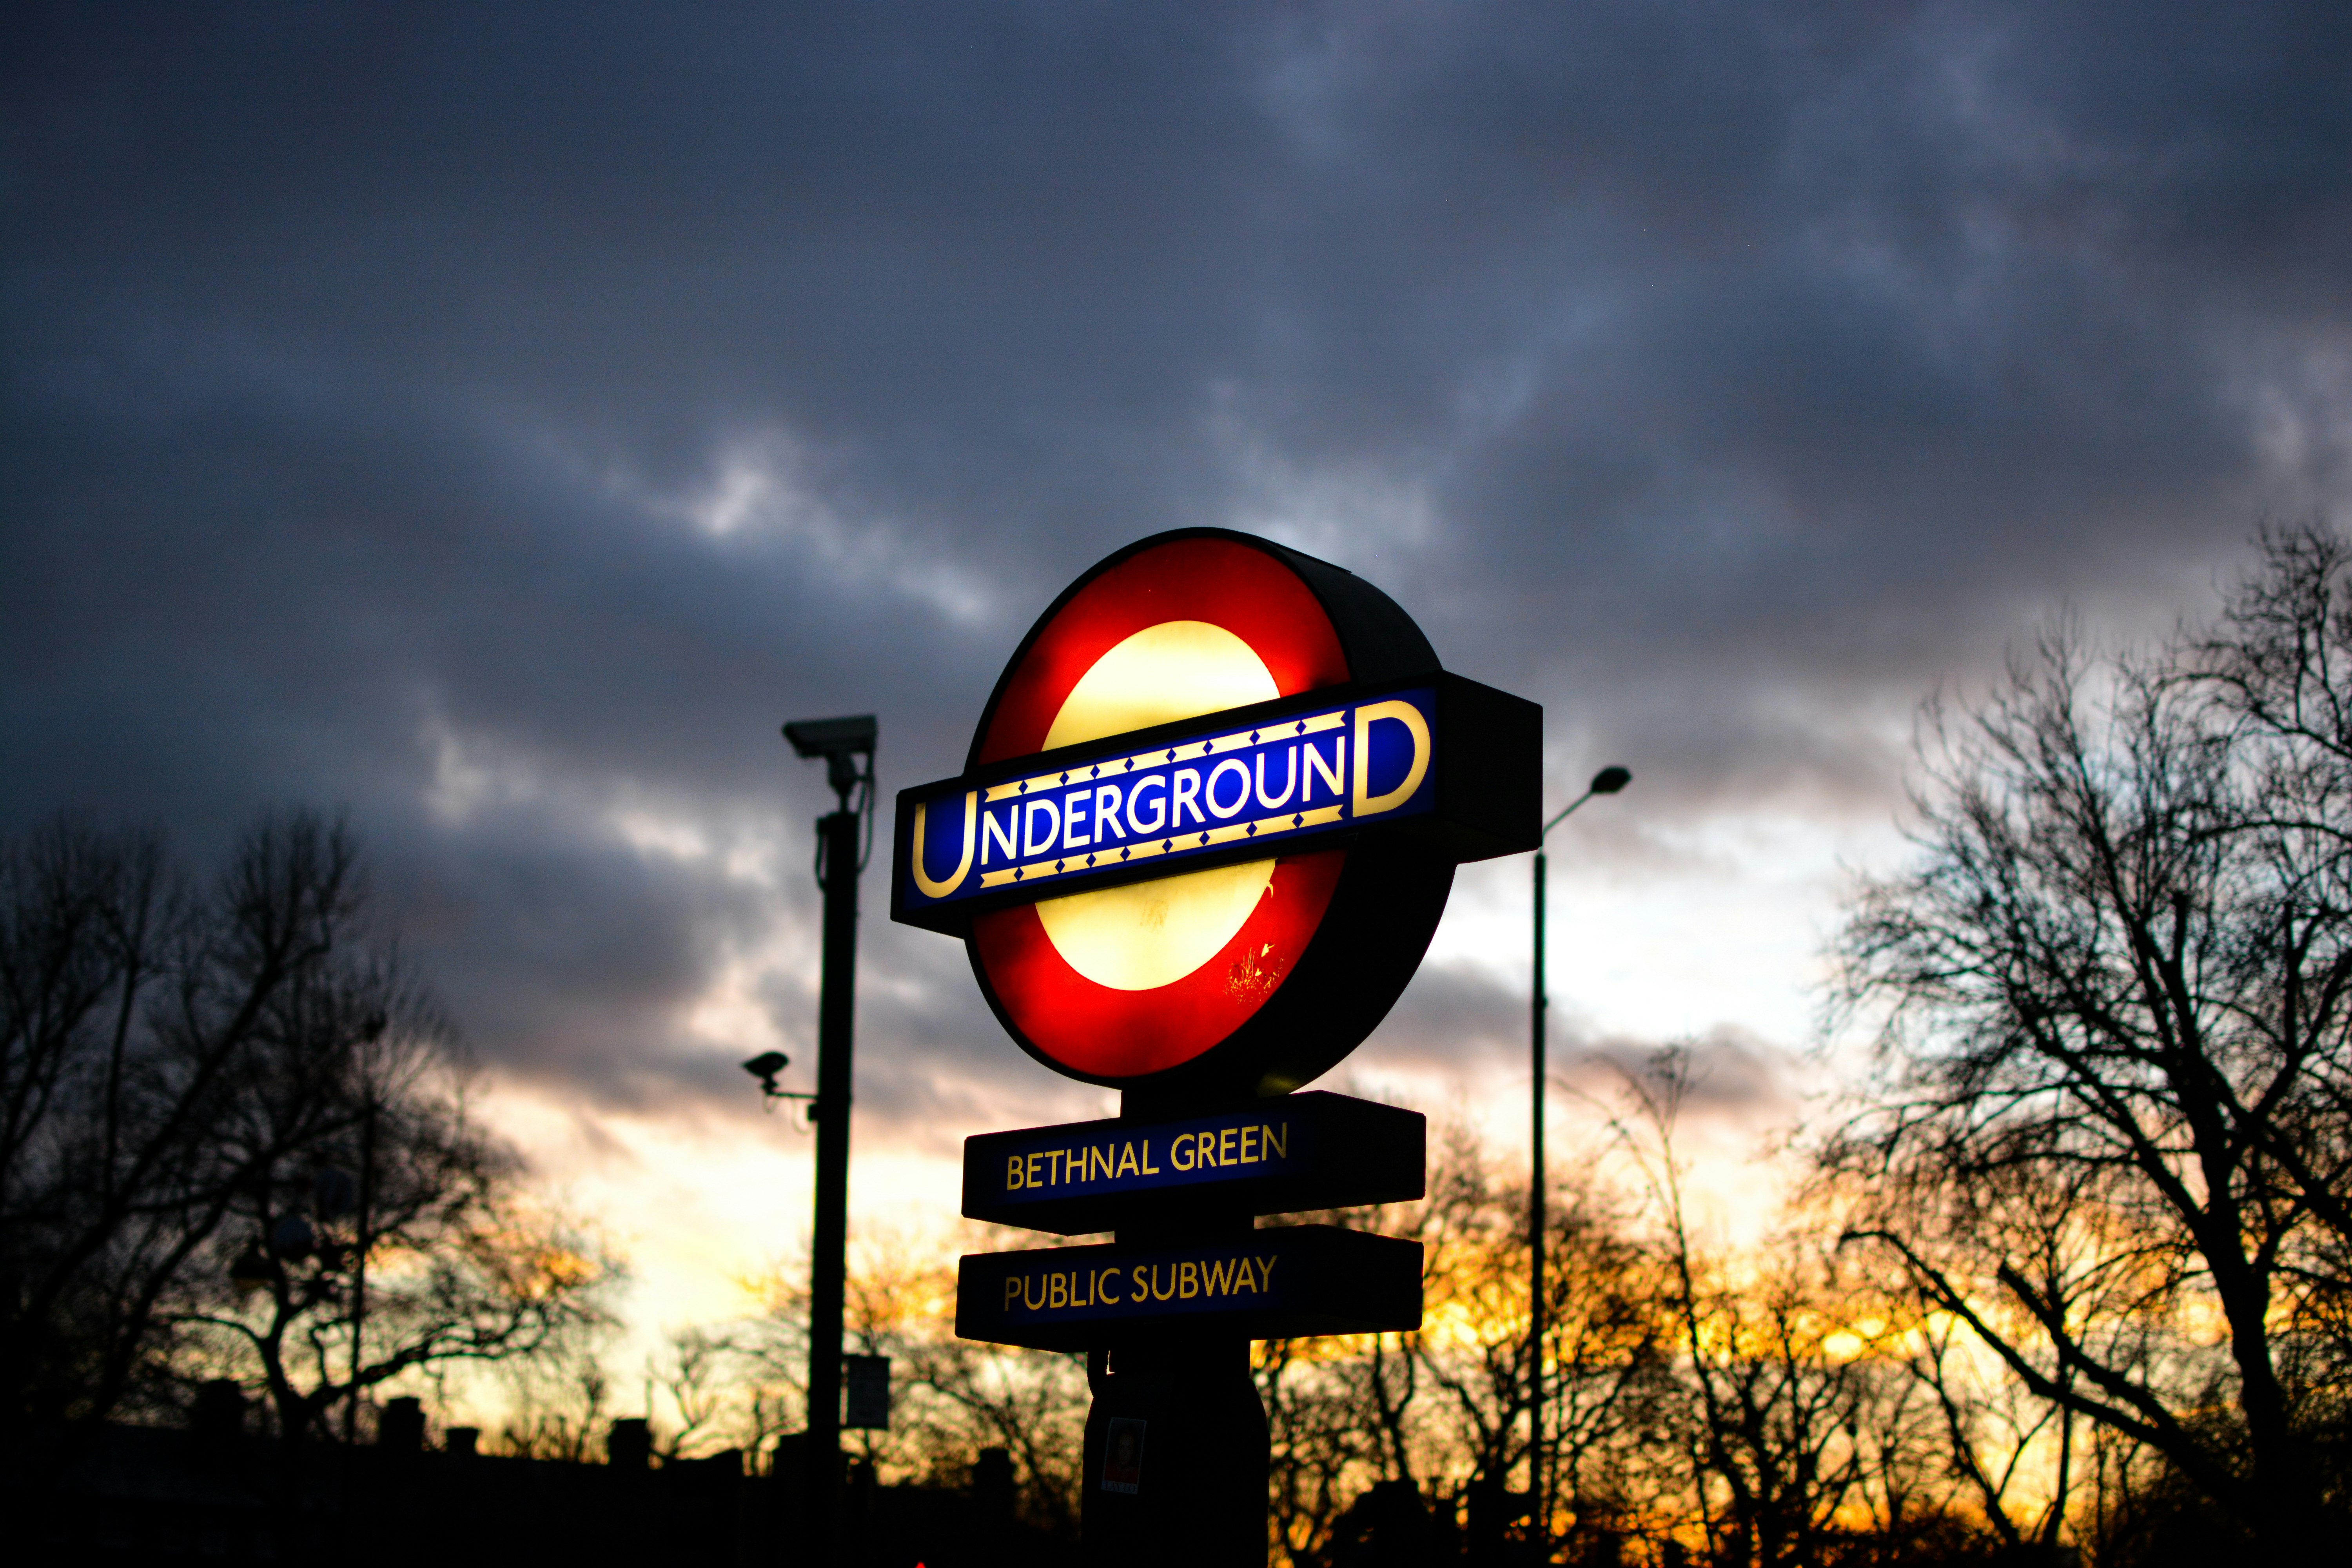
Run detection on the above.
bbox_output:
[891,671,1541,935]
[962,1093,1425,1236]
[890,681,1439,932]
[954,1225,1422,1351]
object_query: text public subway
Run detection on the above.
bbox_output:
[1002,1252,1282,1315]
[1003,1121,1292,1193]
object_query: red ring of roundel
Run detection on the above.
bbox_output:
[971,537,1353,1080]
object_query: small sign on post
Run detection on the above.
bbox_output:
[843,1354,889,1430]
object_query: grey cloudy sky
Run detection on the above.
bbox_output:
[7,2,2351,1158]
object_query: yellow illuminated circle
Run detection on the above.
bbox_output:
[1035,619,1282,989]
[1042,621,1278,751]
[1034,858,1276,990]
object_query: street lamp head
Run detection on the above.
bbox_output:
[1543,764,1633,836]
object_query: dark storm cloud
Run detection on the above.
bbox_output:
[5,2,2350,1136]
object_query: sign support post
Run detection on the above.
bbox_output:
[1081,1199,1266,1560]
[1083,1330,1266,1559]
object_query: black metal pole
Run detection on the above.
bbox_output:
[1528,845,1547,1551]
[1523,765,1627,1559]
[806,804,862,1564]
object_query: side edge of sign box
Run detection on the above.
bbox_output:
[962,1092,1426,1235]
[955,1225,1423,1352]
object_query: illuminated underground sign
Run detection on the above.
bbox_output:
[891,529,1538,1096]
[962,1093,1425,1235]
[955,1225,1423,1351]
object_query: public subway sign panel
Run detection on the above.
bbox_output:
[955,1225,1423,1352]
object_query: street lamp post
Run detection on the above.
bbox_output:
[1528,763,1630,1554]
[780,714,877,1568]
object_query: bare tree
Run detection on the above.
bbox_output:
[2,818,189,1422]
[3,814,368,1424]
[725,1228,1091,1528]
[1259,1329,1398,1563]
[1612,1056,1891,1568]
[1262,1123,1536,1562]
[2180,524,2352,1378]
[182,1053,614,1445]
[0,811,612,1437]
[1255,1114,1667,1566]
[648,1325,738,1461]
[1899,1289,2070,1555]
[854,1232,1092,1534]
[1828,527,2352,1550]
[495,1338,615,1461]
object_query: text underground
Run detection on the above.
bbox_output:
[904,688,1434,909]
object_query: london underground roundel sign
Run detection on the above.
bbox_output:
[892,530,1539,1107]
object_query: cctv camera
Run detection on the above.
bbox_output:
[781,715,876,759]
